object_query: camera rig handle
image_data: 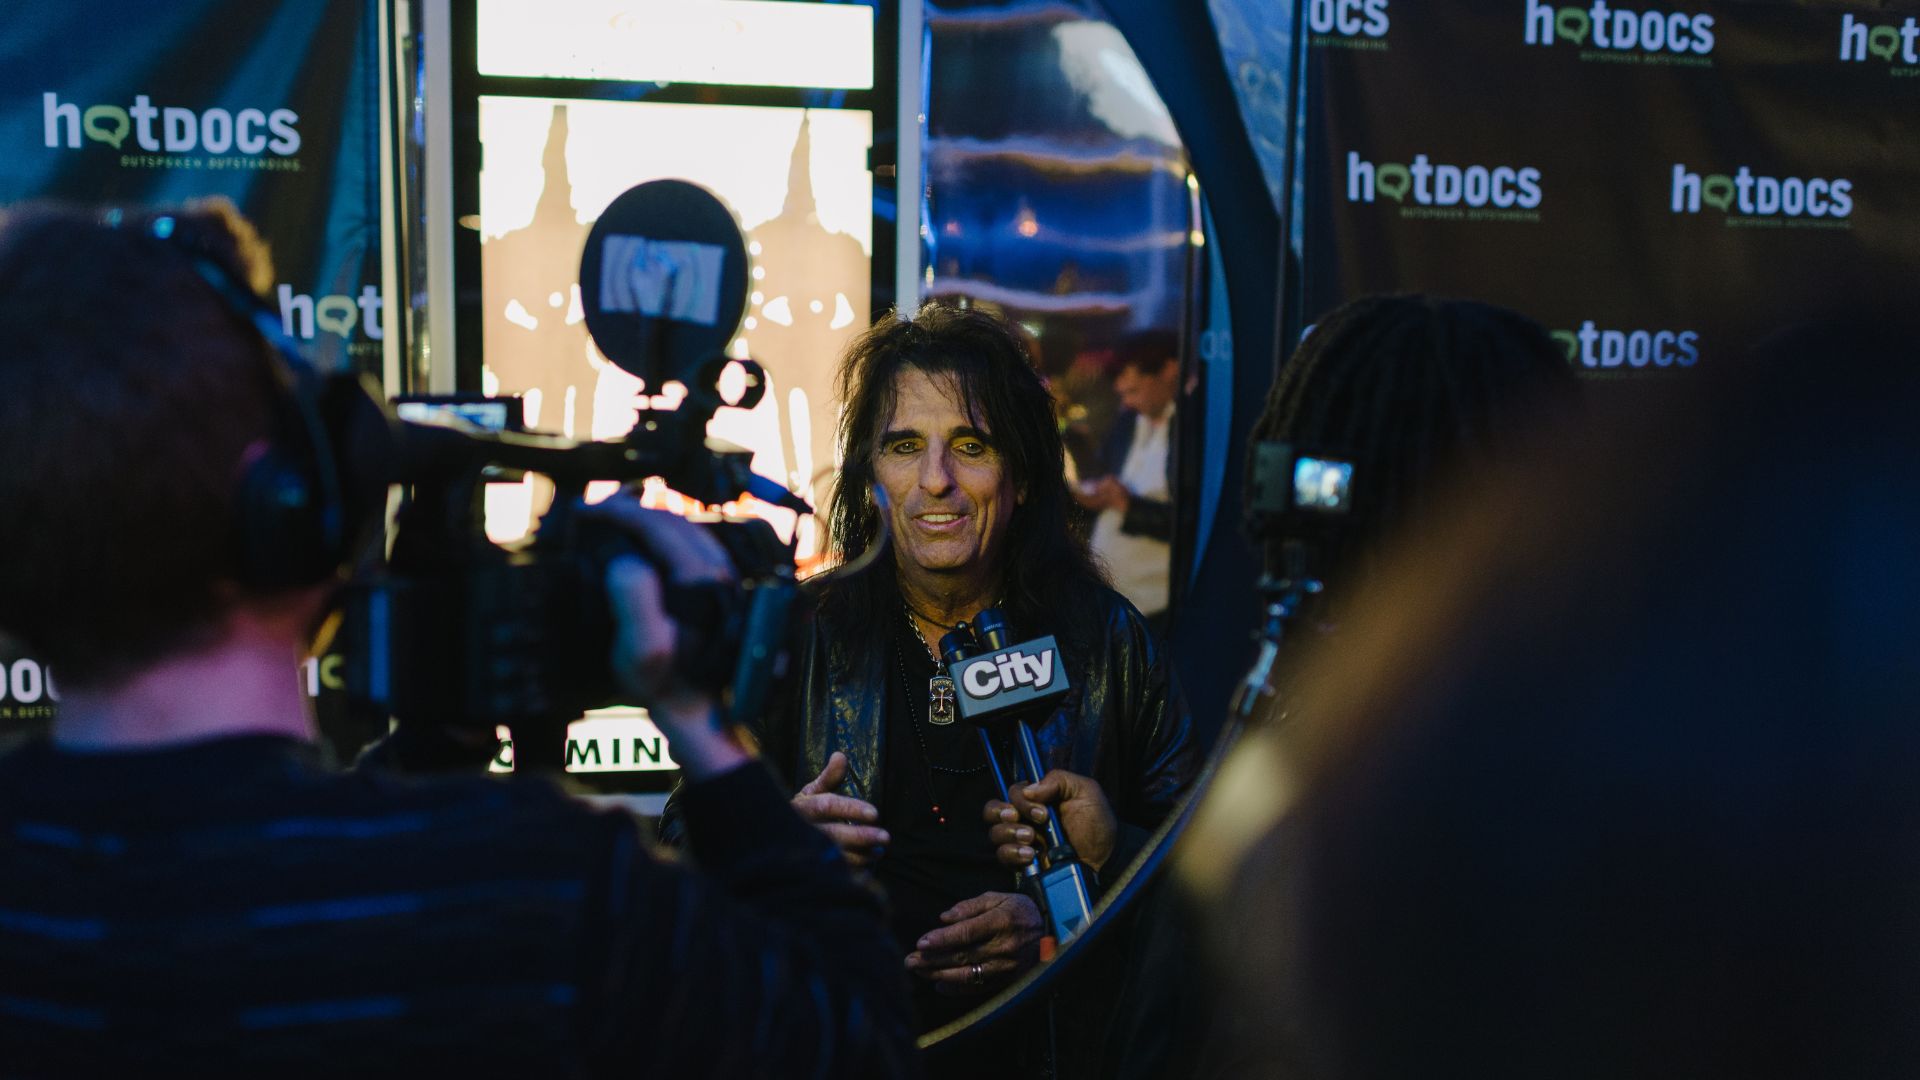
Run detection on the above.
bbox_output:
[1227,540,1323,729]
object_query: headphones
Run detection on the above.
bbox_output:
[111,209,390,588]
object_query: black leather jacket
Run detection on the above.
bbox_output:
[665,584,1198,867]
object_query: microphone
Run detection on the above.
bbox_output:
[945,609,1096,954]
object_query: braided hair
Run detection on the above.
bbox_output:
[1246,294,1576,605]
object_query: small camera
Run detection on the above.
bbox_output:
[1244,440,1357,606]
[1290,455,1353,514]
[1248,441,1356,534]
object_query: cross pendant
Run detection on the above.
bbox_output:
[928,674,957,726]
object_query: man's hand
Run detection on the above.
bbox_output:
[905,891,1042,995]
[983,769,1118,874]
[589,497,749,780]
[1072,476,1131,514]
[791,751,889,866]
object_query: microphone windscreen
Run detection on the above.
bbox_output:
[973,607,1011,651]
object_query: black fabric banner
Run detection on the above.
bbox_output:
[1296,0,1920,371]
[0,644,57,741]
[0,1,384,372]
[0,1,383,739]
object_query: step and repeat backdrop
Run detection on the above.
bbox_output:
[1295,0,1920,371]
[0,1,383,741]
[5,1,1918,740]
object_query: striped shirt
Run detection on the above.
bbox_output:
[0,735,917,1077]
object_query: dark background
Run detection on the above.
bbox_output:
[1297,1,1920,369]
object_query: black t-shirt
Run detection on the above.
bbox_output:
[872,620,1020,1030]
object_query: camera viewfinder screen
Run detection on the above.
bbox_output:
[396,400,515,432]
[1294,457,1354,513]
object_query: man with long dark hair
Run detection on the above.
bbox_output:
[766,303,1194,1033]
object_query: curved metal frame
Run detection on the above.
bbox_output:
[917,0,1300,1049]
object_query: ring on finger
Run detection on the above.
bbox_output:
[969,963,985,986]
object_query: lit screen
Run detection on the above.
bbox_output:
[395,400,513,432]
[448,4,877,784]
[1293,456,1354,513]
[476,96,872,569]
[477,0,874,90]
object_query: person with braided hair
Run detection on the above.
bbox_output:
[1207,312,1920,1078]
[1241,293,1579,608]
[995,293,1579,1079]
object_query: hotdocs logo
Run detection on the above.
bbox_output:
[1551,321,1699,369]
[1838,14,1920,76]
[277,283,384,348]
[1671,164,1854,229]
[0,655,59,724]
[42,92,302,172]
[1308,0,1390,48]
[1524,0,1715,64]
[1346,152,1543,222]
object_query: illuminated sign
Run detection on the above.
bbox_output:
[477,0,874,90]
[491,708,680,774]
[476,96,872,569]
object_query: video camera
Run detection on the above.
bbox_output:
[1246,440,1353,587]
[1228,441,1356,723]
[1247,441,1354,535]
[340,180,810,773]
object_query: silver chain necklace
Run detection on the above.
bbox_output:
[902,601,958,726]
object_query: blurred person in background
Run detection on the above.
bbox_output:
[1001,294,1578,1079]
[1074,329,1182,635]
[1193,314,1920,1078]
[1237,295,1577,611]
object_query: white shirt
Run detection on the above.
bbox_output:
[1091,406,1173,616]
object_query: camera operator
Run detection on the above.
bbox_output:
[990,295,1579,858]
[1209,316,1920,1078]
[0,201,917,1076]
[989,294,1579,1078]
